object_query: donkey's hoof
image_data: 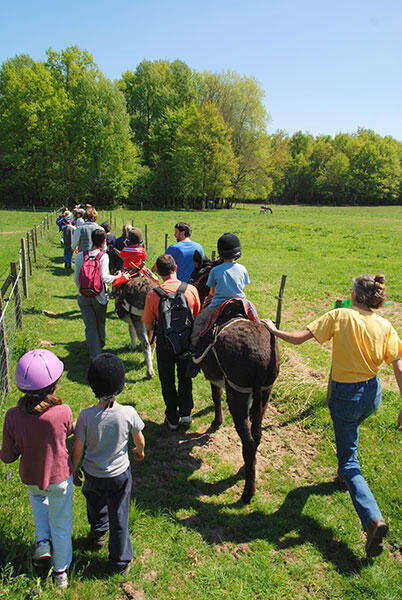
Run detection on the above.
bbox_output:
[211,419,222,431]
[146,371,155,380]
[241,490,254,504]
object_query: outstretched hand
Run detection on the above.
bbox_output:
[261,318,277,335]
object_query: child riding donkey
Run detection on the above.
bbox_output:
[191,233,259,360]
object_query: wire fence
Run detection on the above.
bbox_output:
[0,255,22,419]
[0,209,60,423]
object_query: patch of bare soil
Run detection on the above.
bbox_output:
[120,582,145,600]
[189,403,321,485]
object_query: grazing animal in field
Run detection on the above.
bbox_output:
[115,275,159,378]
[260,205,273,214]
[190,251,279,503]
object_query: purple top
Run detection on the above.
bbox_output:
[0,404,73,490]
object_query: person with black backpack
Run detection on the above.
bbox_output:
[74,229,118,359]
[143,255,201,431]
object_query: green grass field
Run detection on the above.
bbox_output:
[0,205,401,599]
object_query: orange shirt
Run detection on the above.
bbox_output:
[143,277,201,329]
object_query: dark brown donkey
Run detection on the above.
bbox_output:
[190,251,280,503]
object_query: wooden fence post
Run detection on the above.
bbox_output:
[211,250,216,261]
[26,232,32,276]
[0,294,11,395]
[34,225,38,247]
[31,229,37,263]
[275,275,287,330]
[21,238,28,298]
[10,262,22,328]
[40,221,43,239]
[145,224,148,251]
[165,233,168,251]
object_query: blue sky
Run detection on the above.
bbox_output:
[1,0,401,139]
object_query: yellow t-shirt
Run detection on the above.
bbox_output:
[307,307,401,383]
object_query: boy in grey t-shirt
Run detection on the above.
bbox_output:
[72,354,145,574]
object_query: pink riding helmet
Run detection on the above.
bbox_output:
[15,349,64,392]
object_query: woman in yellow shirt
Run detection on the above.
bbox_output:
[263,274,402,558]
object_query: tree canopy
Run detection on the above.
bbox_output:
[0,48,401,208]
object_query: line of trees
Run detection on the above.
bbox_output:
[1,46,401,208]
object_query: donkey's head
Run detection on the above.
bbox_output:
[190,250,221,305]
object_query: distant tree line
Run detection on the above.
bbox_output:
[1,46,401,208]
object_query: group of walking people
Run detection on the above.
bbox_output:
[0,212,401,590]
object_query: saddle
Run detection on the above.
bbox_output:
[193,299,256,363]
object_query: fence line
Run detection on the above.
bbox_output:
[0,209,60,419]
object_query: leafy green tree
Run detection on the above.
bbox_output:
[68,72,138,203]
[201,71,270,198]
[172,103,238,208]
[119,59,200,167]
[0,55,68,204]
[315,152,351,204]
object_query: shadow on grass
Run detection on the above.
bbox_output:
[59,341,91,384]
[130,419,365,575]
[23,306,81,320]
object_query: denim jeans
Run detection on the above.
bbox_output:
[77,295,107,360]
[328,376,383,528]
[63,246,73,268]
[27,475,73,572]
[82,467,133,567]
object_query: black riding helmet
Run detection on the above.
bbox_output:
[217,233,241,259]
[88,353,125,398]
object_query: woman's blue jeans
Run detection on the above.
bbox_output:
[328,376,383,529]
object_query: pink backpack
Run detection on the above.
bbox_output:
[79,251,104,297]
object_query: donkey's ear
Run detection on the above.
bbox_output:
[193,250,203,269]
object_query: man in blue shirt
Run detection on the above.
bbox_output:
[152,222,204,283]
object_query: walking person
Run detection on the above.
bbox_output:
[62,217,76,269]
[74,229,118,359]
[191,233,251,343]
[143,254,201,430]
[72,206,103,252]
[152,222,204,283]
[71,353,145,573]
[0,350,73,589]
[263,274,402,557]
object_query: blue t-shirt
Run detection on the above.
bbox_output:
[207,262,250,309]
[165,240,204,283]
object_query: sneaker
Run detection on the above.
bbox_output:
[114,561,131,574]
[164,418,179,431]
[334,474,347,491]
[53,570,68,589]
[180,415,193,426]
[93,530,107,549]
[32,540,51,565]
[365,519,389,557]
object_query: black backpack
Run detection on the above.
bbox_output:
[154,282,194,356]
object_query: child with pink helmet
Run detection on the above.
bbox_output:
[0,349,73,589]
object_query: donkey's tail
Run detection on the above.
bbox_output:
[249,384,263,421]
